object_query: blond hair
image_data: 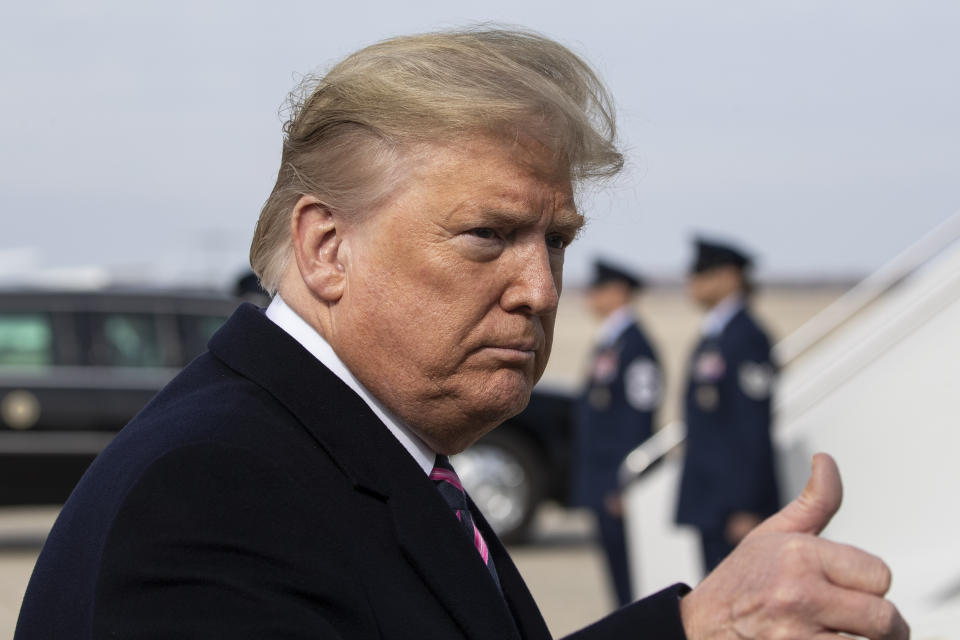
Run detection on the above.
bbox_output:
[250,26,623,294]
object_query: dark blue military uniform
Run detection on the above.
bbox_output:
[676,304,780,571]
[575,316,661,606]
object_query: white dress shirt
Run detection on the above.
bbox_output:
[595,305,636,347]
[701,295,744,337]
[264,295,436,475]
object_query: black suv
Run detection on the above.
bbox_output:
[0,289,573,542]
[0,289,243,505]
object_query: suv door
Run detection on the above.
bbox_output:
[0,295,233,505]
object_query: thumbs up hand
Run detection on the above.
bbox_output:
[754,451,842,536]
[679,454,910,640]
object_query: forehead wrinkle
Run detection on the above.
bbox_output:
[475,182,579,224]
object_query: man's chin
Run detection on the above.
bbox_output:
[482,372,534,416]
[431,425,497,456]
[426,383,533,455]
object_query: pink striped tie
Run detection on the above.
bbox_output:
[430,455,501,591]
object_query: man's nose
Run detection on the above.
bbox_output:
[500,243,560,316]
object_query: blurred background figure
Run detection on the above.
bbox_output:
[233,270,271,307]
[676,238,780,572]
[573,259,663,607]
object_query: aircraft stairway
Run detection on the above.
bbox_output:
[621,210,960,638]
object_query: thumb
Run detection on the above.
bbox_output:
[755,453,843,535]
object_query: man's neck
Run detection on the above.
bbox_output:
[265,295,437,475]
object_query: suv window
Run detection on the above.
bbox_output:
[0,313,54,367]
[178,314,228,363]
[84,312,168,368]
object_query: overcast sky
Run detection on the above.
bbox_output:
[2,0,958,288]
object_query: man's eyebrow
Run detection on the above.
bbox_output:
[553,210,586,235]
[473,207,585,233]
[473,209,538,226]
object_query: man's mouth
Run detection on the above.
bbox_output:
[480,341,537,363]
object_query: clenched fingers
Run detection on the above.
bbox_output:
[817,584,910,639]
[813,537,893,595]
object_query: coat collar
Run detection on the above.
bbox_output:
[208,304,549,640]
[264,294,435,475]
[595,305,636,348]
[702,295,745,337]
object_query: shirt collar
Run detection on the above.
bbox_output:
[265,295,437,475]
[702,294,744,337]
[596,305,636,347]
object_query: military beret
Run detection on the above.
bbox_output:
[589,259,644,290]
[690,237,753,274]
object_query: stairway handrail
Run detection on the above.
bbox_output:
[620,209,960,487]
[619,420,686,485]
[773,210,960,366]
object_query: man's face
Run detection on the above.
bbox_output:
[687,265,741,309]
[328,135,581,454]
[586,281,631,319]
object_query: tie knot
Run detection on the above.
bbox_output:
[431,455,468,509]
[429,455,501,590]
[430,455,464,491]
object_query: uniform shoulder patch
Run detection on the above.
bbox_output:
[738,361,775,400]
[625,357,662,411]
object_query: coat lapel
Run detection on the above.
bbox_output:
[209,305,528,640]
[388,476,523,640]
[471,501,553,640]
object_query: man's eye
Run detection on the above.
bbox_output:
[546,234,568,250]
[469,228,497,240]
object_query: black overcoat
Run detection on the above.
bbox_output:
[16,304,688,639]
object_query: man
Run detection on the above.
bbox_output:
[574,259,661,607]
[677,238,781,572]
[17,28,907,640]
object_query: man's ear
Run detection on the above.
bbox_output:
[290,195,347,302]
